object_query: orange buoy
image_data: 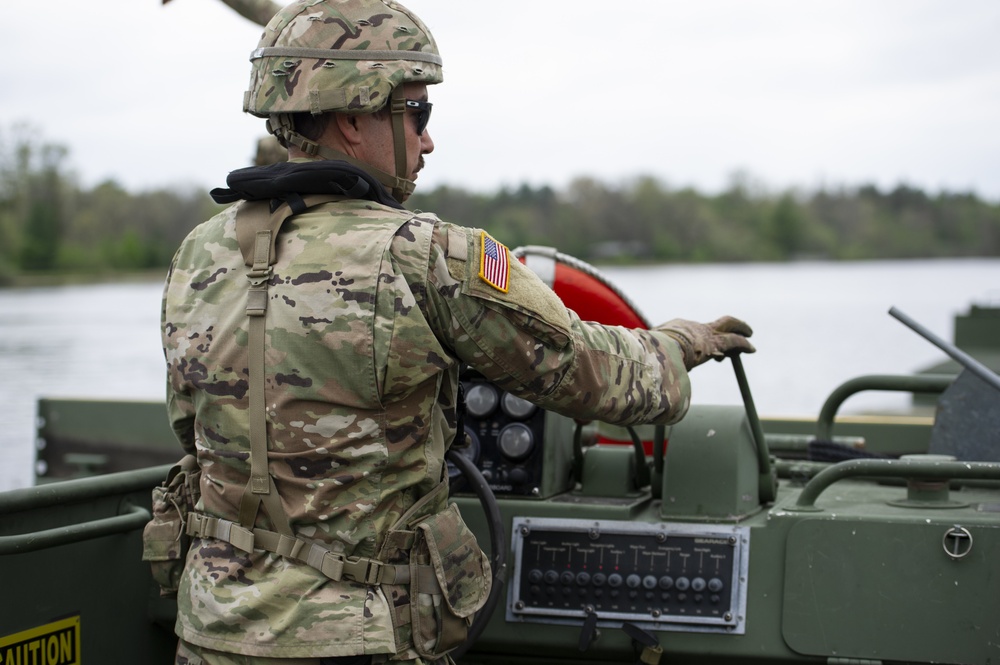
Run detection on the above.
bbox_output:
[514,246,649,329]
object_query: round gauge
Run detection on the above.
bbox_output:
[498,423,534,461]
[464,383,499,418]
[501,393,537,419]
[447,427,482,480]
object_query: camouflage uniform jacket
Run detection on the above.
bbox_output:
[161,198,691,658]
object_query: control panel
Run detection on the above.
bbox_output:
[508,517,749,634]
[450,374,575,498]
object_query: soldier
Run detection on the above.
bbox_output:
[160,1,754,664]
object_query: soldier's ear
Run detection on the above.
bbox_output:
[335,113,364,147]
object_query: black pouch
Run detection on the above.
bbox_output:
[409,503,491,660]
[141,455,201,597]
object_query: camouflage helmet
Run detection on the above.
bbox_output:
[243,0,443,200]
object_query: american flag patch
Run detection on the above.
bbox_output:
[478,231,510,292]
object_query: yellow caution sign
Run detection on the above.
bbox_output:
[0,616,80,665]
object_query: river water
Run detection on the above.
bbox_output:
[2,259,998,492]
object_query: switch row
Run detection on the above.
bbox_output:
[527,569,724,593]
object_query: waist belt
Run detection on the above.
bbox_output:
[186,512,437,589]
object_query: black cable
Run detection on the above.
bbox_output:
[445,448,506,659]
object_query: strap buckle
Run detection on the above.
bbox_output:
[391,94,407,115]
[246,266,272,287]
[186,512,256,553]
[342,555,383,585]
[246,266,272,316]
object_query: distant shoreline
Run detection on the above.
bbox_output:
[0,269,168,290]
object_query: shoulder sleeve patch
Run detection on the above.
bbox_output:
[478,231,510,293]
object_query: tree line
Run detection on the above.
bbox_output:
[0,126,222,284]
[2,125,999,285]
[410,175,1000,264]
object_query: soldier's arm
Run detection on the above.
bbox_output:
[161,254,198,455]
[414,221,691,427]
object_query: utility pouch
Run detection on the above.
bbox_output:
[409,503,492,659]
[141,455,201,597]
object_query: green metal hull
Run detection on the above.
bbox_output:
[4,395,999,664]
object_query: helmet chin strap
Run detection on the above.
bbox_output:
[268,91,415,202]
[388,85,410,201]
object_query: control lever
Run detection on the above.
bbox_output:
[577,608,599,652]
[730,354,776,504]
[621,622,664,665]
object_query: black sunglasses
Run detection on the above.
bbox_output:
[405,99,433,136]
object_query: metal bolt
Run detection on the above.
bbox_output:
[515,601,525,610]
[651,609,661,618]
[728,536,736,546]
[656,533,667,543]
[519,525,530,536]
[724,612,733,621]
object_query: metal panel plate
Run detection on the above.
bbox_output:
[782,518,1000,663]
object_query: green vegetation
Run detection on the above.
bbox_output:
[0,125,225,285]
[410,174,1000,264]
[3,125,999,286]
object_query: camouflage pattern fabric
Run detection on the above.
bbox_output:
[162,198,691,658]
[244,0,443,118]
[176,638,447,664]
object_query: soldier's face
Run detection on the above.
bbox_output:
[356,82,435,199]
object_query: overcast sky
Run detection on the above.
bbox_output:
[4,1,1000,200]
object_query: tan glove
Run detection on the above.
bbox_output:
[656,316,755,370]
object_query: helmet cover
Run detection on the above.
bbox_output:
[244,0,443,117]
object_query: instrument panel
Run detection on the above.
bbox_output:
[507,516,750,635]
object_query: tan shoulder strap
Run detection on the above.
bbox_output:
[234,195,343,536]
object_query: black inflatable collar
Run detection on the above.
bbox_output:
[211,160,404,212]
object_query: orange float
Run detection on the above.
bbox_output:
[514,246,650,329]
